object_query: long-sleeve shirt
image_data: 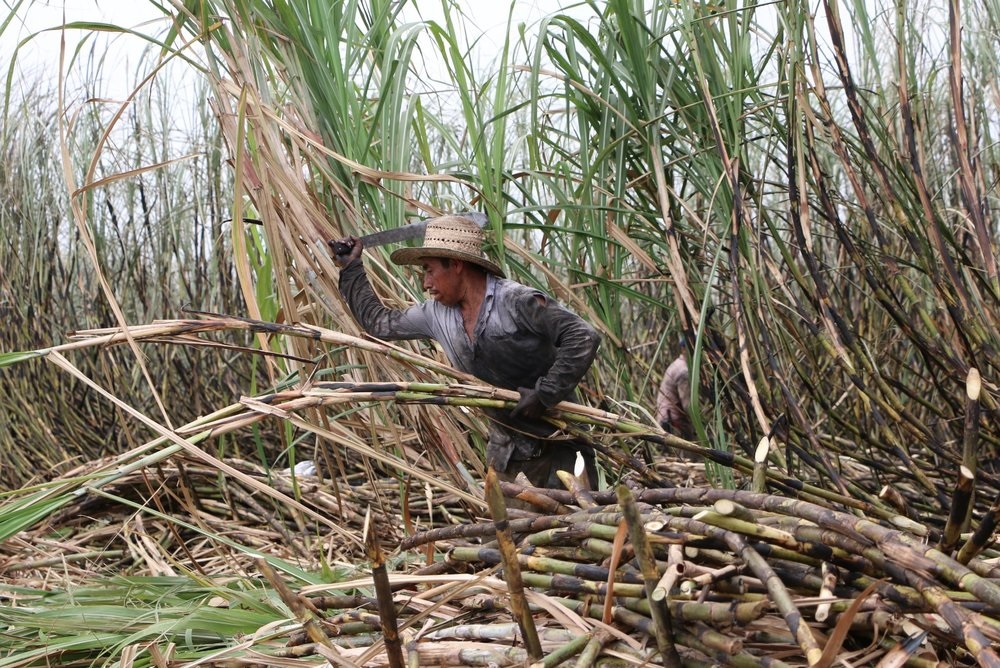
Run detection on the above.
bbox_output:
[339,260,600,470]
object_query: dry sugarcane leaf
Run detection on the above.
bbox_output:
[578,616,643,652]
[813,578,884,668]
[314,642,364,668]
[605,217,660,274]
[874,631,929,668]
[603,519,629,625]
[522,587,589,634]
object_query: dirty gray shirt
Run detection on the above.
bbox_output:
[655,355,691,435]
[338,260,600,470]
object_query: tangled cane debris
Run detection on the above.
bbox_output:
[2,350,998,666]
[5,452,999,666]
[379,477,1000,667]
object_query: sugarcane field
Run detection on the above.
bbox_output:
[2,0,1000,666]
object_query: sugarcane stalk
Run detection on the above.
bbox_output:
[875,635,947,668]
[724,532,823,665]
[752,435,769,494]
[256,558,338,652]
[907,570,1000,667]
[652,544,686,602]
[557,470,598,508]
[527,530,618,560]
[448,546,645,584]
[604,518,629,625]
[67,319,984,535]
[830,610,899,635]
[650,562,684,603]
[529,633,590,668]
[306,378,886,522]
[624,590,770,626]
[421,624,575,643]
[962,368,981,474]
[516,571,770,626]
[618,485,682,667]
[664,510,868,580]
[755,517,884,576]
[325,609,385,628]
[679,563,742,597]
[335,641,531,665]
[405,638,419,668]
[504,470,914,530]
[271,635,382,655]
[499,480,574,514]
[499,483,592,508]
[860,530,1000,614]
[396,478,1000,663]
[203,372,915,527]
[363,510,404,668]
[691,621,744,655]
[549,593,656,634]
[401,514,568,550]
[606,488,912,543]
[692,511,803,553]
[674,628,794,668]
[574,630,612,668]
[713,498,757,522]
[814,562,840,623]
[530,545,619,563]
[962,368,982,532]
[939,465,975,555]
[877,484,915,519]
[287,622,382,646]
[957,490,1000,564]
[485,467,543,660]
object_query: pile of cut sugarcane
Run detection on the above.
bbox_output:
[3,362,999,665]
[4,451,1000,666]
[362,472,1000,668]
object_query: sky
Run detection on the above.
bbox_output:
[2,0,586,99]
[3,1,173,98]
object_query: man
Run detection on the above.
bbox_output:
[655,353,693,440]
[330,214,601,489]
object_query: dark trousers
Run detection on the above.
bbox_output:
[500,444,598,490]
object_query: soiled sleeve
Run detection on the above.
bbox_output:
[519,293,601,408]
[338,260,432,340]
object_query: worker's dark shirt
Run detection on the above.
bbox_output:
[339,260,600,470]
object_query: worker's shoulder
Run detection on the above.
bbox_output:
[665,355,689,379]
[492,276,547,303]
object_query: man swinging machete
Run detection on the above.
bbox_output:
[329,213,601,490]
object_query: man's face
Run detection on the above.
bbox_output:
[421,258,462,305]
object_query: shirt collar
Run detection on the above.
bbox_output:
[474,273,499,336]
[485,272,499,301]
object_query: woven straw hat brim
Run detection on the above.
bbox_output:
[390,246,505,278]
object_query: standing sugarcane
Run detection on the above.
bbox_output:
[364,509,405,668]
[618,485,682,667]
[484,468,543,659]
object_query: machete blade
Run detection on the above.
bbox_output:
[329,211,488,257]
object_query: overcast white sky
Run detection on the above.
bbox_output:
[3,0,586,99]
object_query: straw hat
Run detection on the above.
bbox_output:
[390,214,505,277]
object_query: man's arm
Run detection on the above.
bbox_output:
[520,293,601,410]
[331,237,431,341]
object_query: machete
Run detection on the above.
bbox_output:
[328,211,488,257]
